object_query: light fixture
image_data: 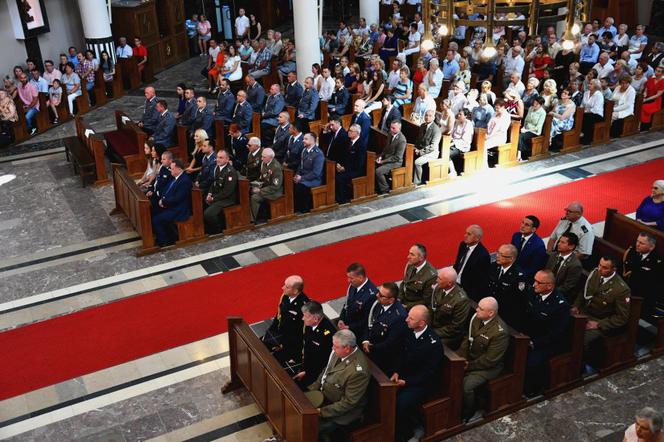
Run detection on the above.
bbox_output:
[481,0,497,59]
[571,22,581,35]
[481,40,497,59]
[561,29,575,50]
[438,24,449,36]
[421,39,435,51]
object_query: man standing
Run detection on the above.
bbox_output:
[458,297,509,422]
[622,233,663,320]
[351,99,371,150]
[245,75,266,113]
[392,305,444,442]
[248,39,272,80]
[203,150,239,234]
[546,201,595,259]
[293,132,324,213]
[234,8,250,38]
[232,90,253,134]
[189,96,214,142]
[250,148,283,222]
[337,263,378,339]
[328,77,349,119]
[296,77,319,125]
[150,100,176,147]
[227,124,248,170]
[16,73,39,135]
[488,244,528,331]
[138,87,159,135]
[427,267,471,349]
[322,118,349,160]
[399,244,438,309]
[318,67,335,101]
[283,122,305,172]
[511,215,547,281]
[413,110,442,185]
[292,301,336,388]
[214,79,236,123]
[544,232,584,303]
[379,96,401,132]
[179,87,197,126]
[194,141,217,197]
[116,37,133,59]
[284,71,304,107]
[453,225,491,302]
[263,275,310,361]
[334,124,363,204]
[375,120,406,194]
[151,159,193,247]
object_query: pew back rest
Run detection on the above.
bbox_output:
[112,165,154,250]
[350,360,397,442]
[601,208,664,256]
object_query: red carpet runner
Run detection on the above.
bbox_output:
[1,159,663,400]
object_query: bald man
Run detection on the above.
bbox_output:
[488,244,528,331]
[263,275,311,363]
[138,86,159,134]
[391,305,444,441]
[427,267,471,349]
[457,297,509,421]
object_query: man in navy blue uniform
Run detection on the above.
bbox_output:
[361,282,408,376]
[214,79,235,123]
[151,159,193,247]
[350,99,371,151]
[327,77,349,119]
[293,132,325,213]
[283,121,305,172]
[193,141,217,198]
[227,124,249,171]
[146,149,173,208]
[179,87,197,127]
[391,305,444,442]
[337,263,378,339]
[511,215,548,281]
[245,75,266,113]
[487,244,529,331]
[232,90,253,134]
[522,270,570,396]
[189,96,214,142]
[150,100,176,147]
[260,84,286,146]
[296,77,319,126]
[270,112,291,162]
[138,86,159,135]
[284,72,304,107]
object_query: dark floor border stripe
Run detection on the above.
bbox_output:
[2,145,663,316]
[183,414,267,442]
[0,350,229,429]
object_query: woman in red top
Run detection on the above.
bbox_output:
[531,44,552,80]
[133,36,148,74]
[412,59,427,94]
[641,66,664,128]
[207,49,225,93]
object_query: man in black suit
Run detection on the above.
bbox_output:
[335,124,363,203]
[544,232,584,304]
[284,71,304,107]
[203,150,239,234]
[264,275,311,362]
[510,215,548,281]
[189,96,215,146]
[488,244,529,331]
[453,224,491,303]
[522,270,570,397]
[151,159,193,247]
[350,99,371,151]
[321,118,349,160]
[146,148,173,208]
[337,263,378,339]
[327,77,350,119]
[413,109,442,185]
[622,232,664,320]
[292,301,336,389]
[270,111,291,162]
[379,95,402,132]
[178,87,196,126]
[232,90,253,134]
[283,121,305,172]
[361,282,408,376]
[227,124,249,171]
[391,305,444,442]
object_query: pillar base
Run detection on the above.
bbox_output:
[86,36,116,63]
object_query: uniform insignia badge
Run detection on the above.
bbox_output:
[356,365,362,371]
[625,297,630,303]
[323,330,330,335]
[274,178,280,185]
[581,225,588,233]
[518,282,525,291]
[268,169,273,174]
[498,325,504,331]
[228,176,233,181]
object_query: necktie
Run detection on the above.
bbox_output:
[233,103,239,118]
[519,235,526,250]
[498,267,504,279]
[164,178,177,196]
[552,256,564,275]
[406,265,416,280]
[215,166,221,179]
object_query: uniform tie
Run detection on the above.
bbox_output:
[552,256,564,275]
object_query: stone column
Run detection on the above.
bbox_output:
[77,0,116,62]
[360,0,380,29]
[293,0,322,82]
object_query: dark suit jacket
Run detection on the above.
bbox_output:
[523,288,570,354]
[328,87,349,115]
[511,232,548,280]
[152,111,176,147]
[190,107,214,136]
[148,164,173,197]
[229,135,249,170]
[488,263,528,331]
[285,81,304,107]
[545,252,583,303]
[362,300,408,375]
[271,123,291,161]
[195,151,217,194]
[159,173,193,221]
[325,127,350,162]
[232,101,253,134]
[262,93,285,120]
[284,133,305,172]
[453,241,491,302]
[394,327,444,386]
[297,87,319,120]
[415,121,442,156]
[215,90,236,122]
[379,106,402,132]
[180,98,197,126]
[247,82,266,112]
[142,97,160,130]
[381,132,406,165]
[351,111,371,149]
[339,279,379,340]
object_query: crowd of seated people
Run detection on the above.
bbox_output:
[255,205,663,440]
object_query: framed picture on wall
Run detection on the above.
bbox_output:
[15,0,50,37]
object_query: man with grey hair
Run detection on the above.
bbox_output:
[335,123,363,203]
[375,120,406,194]
[546,202,595,259]
[243,136,263,181]
[488,244,528,331]
[264,275,310,362]
[248,38,272,79]
[624,407,663,440]
[427,266,471,348]
[289,301,335,388]
[454,225,491,302]
[270,111,291,162]
[622,232,663,319]
[400,244,438,309]
[233,89,253,134]
[351,99,371,150]
[423,58,444,98]
[251,147,283,222]
[503,45,525,89]
[306,329,371,441]
[413,109,442,185]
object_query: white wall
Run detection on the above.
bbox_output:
[0,0,84,78]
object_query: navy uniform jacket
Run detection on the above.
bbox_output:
[328,87,350,116]
[264,292,311,360]
[623,247,664,318]
[232,101,253,134]
[229,134,249,170]
[300,316,336,385]
[285,81,304,107]
[271,123,291,161]
[190,107,215,137]
[148,165,173,198]
[339,279,379,339]
[453,241,491,303]
[487,263,528,332]
[142,96,160,130]
[297,87,319,120]
[362,300,408,375]
[284,133,305,172]
[523,289,570,354]
[180,98,197,126]
[152,111,176,147]
[195,151,217,195]
[262,93,285,126]
[247,82,266,113]
[511,232,548,280]
[158,173,193,221]
[393,326,444,386]
[215,90,236,123]
[351,112,371,151]
[298,146,325,187]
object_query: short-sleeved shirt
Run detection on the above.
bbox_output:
[185,19,198,37]
[235,15,250,37]
[133,45,148,61]
[61,73,81,94]
[18,82,39,110]
[116,44,133,58]
[198,20,212,36]
[549,216,595,255]
[43,69,62,85]
[629,34,648,52]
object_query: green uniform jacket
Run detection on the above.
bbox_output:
[258,160,283,200]
[399,261,438,309]
[308,348,371,425]
[457,315,509,372]
[575,271,631,333]
[243,148,263,181]
[427,284,471,342]
[208,164,239,206]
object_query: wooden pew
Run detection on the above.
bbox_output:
[351,151,377,203]
[63,116,109,186]
[93,70,108,107]
[349,361,397,442]
[420,346,465,442]
[530,114,552,160]
[461,128,487,175]
[311,160,338,213]
[621,95,642,137]
[223,178,254,235]
[56,89,71,123]
[215,119,226,151]
[426,134,451,186]
[591,100,614,146]
[78,79,92,114]
[497,121,521,167]
[390,143,415,193]
[267,167,296,224]
[651,106,664,131]
[108,62,126,99]
[175,188,206,246]
[560,107,584,153]
[117,57,141,90]
[246,112,262,140]
[596,208,664,257]
[36,93,52,131]
[653,317,664,357]
[400,117,420,143]
[484,332,529,415]
[598,296,642,374]
[12,97,31,141]
[105,110,148,177]
[544,314,587,396]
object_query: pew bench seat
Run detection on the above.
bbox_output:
[105,130,139,157]
[63,135,96,186]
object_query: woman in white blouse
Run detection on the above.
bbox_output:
[397,23,421,62]
[581,79,605,145]
[438,99,455,135]
[449,108,475,176]
[610,75,637,137]
[220,45,242,82]
[484,99,512,167]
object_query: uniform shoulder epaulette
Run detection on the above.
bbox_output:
[581,225,588,233]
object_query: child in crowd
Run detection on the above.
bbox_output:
[47,79,62,124]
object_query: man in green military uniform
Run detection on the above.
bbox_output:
[426,266,471,349]
[250,147,283,222]
[399,244,438,309]
[306,329,371,442]
[242,136,263,181]
[572,255,631,369]
[203,150,239,234]
[457,296,509,422]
